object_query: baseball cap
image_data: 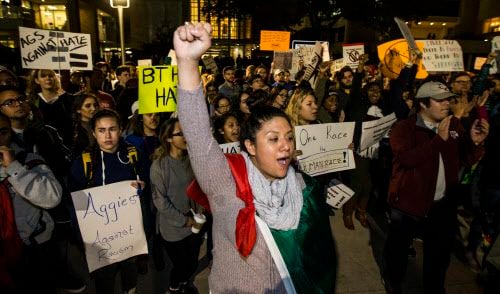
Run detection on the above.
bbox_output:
[128,100,139,119]
[274,69,284,76]
[415,81,456,100]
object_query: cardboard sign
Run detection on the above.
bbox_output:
[474,57,487,71]
[377,39,427,80]
[137,59,152,67]
[260,30,290,51]
[332,58,344,72]
[220,142,240,154]
[202,56,218,74]
[342,43,365,68]
[138,66,179,114]
[295,122,355,176]
[71,181,148,272]
[394,17,420,55]
[273,51,294,70]
[292,40,330,61]
[326,179,355,209]
[302,42,323,83]
[19,26,92,70]
[491,36,500,74]
[359,113,397,151]
[421,40,464,72]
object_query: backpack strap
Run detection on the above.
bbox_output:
[126,145,140,180]
[81,152,92,187]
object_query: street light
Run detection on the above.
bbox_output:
[110,0,130,65]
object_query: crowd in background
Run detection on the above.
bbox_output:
[0,38,499,293]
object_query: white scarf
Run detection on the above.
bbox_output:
[241,152,303,230]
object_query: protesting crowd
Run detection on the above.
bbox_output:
[0,20,499,294]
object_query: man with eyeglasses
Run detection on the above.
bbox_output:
[0,85,86,293]
[383,81,489,294]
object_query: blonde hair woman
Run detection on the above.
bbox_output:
[284,86,319,126]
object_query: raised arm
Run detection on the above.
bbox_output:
[174,23,237,212]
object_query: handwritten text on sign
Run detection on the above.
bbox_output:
[421,40,464,72]
[138,66,179,114]
[295,122,355,176]
[220,142,240,154]
[359,113,397,151]
[19,27,92,70]
[260,30,291,51]
[71,181,148,272]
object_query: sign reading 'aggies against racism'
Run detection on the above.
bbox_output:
[19,27,92,70]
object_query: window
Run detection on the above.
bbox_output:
[483,17,500,33]
[39,5,67,30]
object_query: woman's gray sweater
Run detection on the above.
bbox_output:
[178,85,293,293]
[151,155,195,242]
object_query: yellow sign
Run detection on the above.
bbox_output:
[260,30,291,51]
[138,66,179,114]
[377,39,428,80]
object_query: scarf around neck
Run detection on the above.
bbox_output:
[241,152,303,230]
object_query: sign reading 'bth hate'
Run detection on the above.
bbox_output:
[138,66,179,113]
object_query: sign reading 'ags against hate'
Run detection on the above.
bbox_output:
[19,26,92,70]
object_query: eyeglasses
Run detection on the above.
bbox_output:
[0,95,29,108]
[172,132,184,137]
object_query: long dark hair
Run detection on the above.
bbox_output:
[213,112,240,144]
[152,117,183,160]
[71,92,99,152]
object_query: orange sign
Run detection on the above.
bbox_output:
[260,30,291,51]
[377,39,428,80]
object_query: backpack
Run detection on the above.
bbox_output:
[0,152,46,288]
[81,145,139,187]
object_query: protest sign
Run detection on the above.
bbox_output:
[332,58,344,72]
[474,57,487,71]
[491,36,500,74]
[377,39,427,80]
[260,30,290,51]
[137,59,152,67]
[220,142,240,154]
[202,56,218,74]
[19,26,92,70]
[394,17,421,56]
[342,43,364,68]
[326,179,355,209]
[71,181,148,272]
[292,40,330,61]
[421,40,464,72]
[359,113,397,151]
[295,122,355,176]
[273,51,294,70]
[138,66,179,113]
[302,42,323,83]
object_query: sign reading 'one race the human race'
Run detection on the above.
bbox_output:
[19,27,92,70]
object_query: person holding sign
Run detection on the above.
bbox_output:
[383,81,488,293]
[69,109,146,294]
[174,22,336,293]
[284,85,319,126]
[150,118,204,294]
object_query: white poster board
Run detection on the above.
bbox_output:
[220,142,240,154]
[332,58,344,72]
[295,122,355,176]
[360,113,397,151]
[326,179,355,209]
[421,40,464,72]
[342,43,364,68]
[19,27,92,70]
[71,181,148,272]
